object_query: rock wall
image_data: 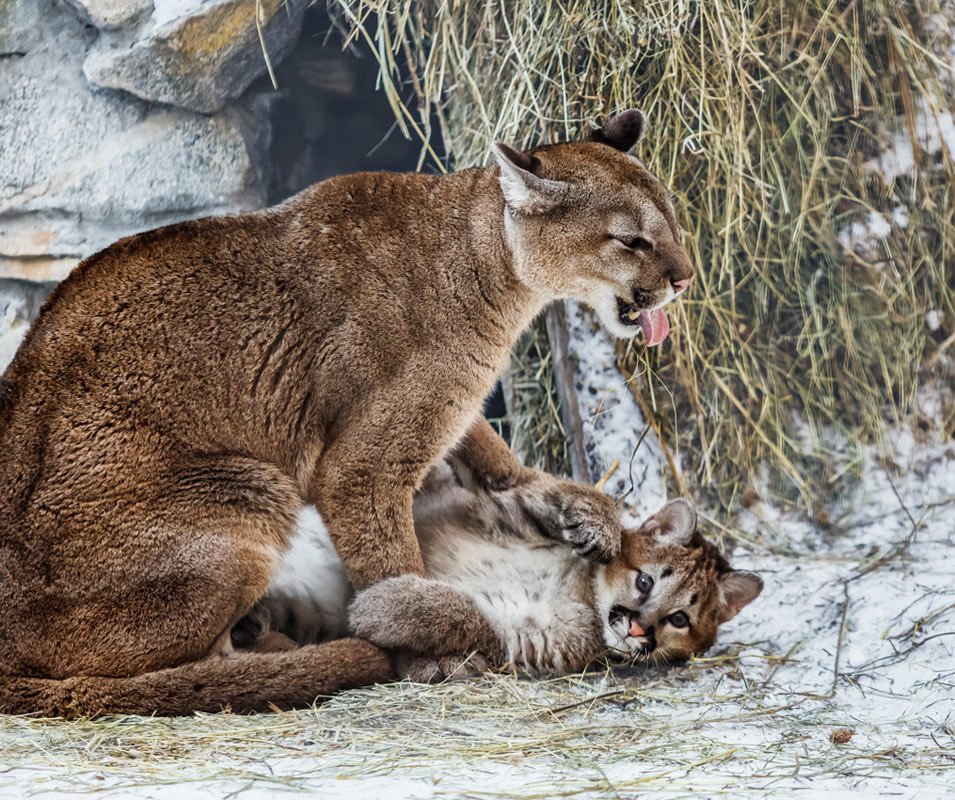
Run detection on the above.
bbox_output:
[0,0,422,280]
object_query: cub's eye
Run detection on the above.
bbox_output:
[615,234,653,252]
[636,572,654,594]
[669,611,690,628]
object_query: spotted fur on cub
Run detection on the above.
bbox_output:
[246,457,762,680]
[347,459,762,677]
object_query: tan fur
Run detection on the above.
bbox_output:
[0,639,392,717]
[350,471,762,676]
[0,111,692,715]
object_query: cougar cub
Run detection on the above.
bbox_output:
[245,458,762,679]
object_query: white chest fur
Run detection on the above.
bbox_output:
[263,507,351,641]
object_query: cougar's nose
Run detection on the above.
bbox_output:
[672,277,692,294]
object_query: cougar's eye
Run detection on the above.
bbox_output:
[636,572,654,594]
[669,611,690,628]
[616,234,653,252]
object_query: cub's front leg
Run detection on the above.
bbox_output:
[454,416,532,490]
[510,472,622,562]
[348,575,504,666]
[455,417,621,562]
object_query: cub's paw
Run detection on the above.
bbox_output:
[393,651,491,683]
[348,575,426,650]
[553,485,621,563]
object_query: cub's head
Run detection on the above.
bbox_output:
[594,499,762,664]
[493,109,694,344]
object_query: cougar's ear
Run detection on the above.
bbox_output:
[491,142,567,213]
[719,571,763,621]
[648,498,697,547]
[588,109,647,153]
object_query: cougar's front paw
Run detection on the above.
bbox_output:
[555,486,621,563]
[349,574,500,658]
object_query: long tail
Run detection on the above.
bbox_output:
[0,638,393,718]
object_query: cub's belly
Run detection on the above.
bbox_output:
[423,536,597,669]
[261,511,598,670]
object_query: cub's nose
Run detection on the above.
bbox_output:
[672,277,692,294]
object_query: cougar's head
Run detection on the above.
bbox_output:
[493,110,693,344]
[594,499,763,664]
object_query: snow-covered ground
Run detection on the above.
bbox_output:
[0,291,952,798]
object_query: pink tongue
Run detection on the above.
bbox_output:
[638,308,670,346]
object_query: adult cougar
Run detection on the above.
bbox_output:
[0,109,693,716]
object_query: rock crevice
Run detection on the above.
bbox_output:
[0,0,421,280]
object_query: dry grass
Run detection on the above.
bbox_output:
[501,315,572,476]
[330,0,955,509]
[2,648,950,797]
[3,450,953,796]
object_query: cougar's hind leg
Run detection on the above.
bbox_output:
[37,455,304,678]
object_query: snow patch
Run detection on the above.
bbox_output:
[892,203,910,228]
[837,209,892,255]
[874,101,955,185]
[734,439,955,722]
[563,301,667,524]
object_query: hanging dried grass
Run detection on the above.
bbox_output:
[331,0,955,507]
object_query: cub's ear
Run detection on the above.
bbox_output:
[491,142,567,213]
[648,498,697,547]
[719,571,763,620]
[588,109,647,153]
